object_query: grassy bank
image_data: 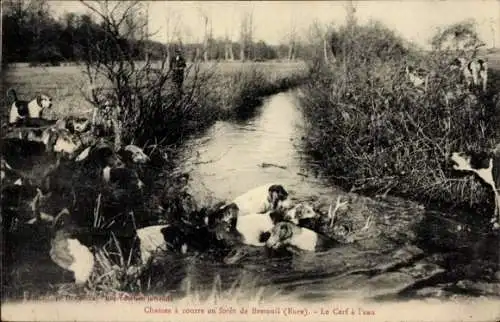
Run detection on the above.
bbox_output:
[1,60,307,299]
[2,61,307,144]
[299,24,500,223]
[204,62,308,119]
[3,61,308,115]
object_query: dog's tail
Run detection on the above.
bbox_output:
[6,88,18,103]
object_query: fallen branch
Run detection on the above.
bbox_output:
[259,162,288,170]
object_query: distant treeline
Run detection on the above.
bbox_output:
[2,1,312,65]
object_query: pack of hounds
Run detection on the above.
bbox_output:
[2,55,499,287]
[405,56,488,96]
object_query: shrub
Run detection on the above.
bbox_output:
[300,19,500,222]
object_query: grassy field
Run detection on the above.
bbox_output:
[2,61,308,147]
[2,61,307,120]
[3,51,500,303]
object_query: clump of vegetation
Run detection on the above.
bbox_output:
[203,64,307,120]
[76,2,308,148]
[300,17,500,223]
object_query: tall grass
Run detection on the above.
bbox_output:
[204,63,308,119]
[299,21,500,223]
[1,60,307,300]
[2,62,307,145]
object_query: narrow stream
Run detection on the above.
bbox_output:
[181,91,339,204]
[176,90,499,302]
[3,90,498,303]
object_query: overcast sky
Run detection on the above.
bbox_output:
[50,1,499,49]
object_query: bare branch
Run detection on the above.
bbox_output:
[80,0,108,24]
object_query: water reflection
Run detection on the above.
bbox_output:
[181,91,339,204]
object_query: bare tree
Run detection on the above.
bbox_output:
[239,12,247,61]
[288,13,297,61]
[203,15,210,62]
[239,6,254,61]
[144,3,149,61]
[343,0,357,87]
[489,18,496,49]
[308,19,336,65]
[223,8,235,61]
[323,32,331,64]
[248,8,254,60]
[164,3,183,63]
[78,0,186,148]
[195,6,214,62]
[224,27,235,61]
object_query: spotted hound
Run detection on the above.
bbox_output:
[229,183,291,216]
[64,116,91,134]
[265,221,339,252]
[450,150,500,229]
[215,211,287,247]
[284,202,318,225]
[450,57,488,92]
[91,100,119,137]
[7,88,53,125]
[117,145,150,165]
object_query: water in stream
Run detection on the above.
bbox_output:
[173,90,500,302]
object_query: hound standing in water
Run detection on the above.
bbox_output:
[284,197,350,229]
[450,150,500,229]
[228,183,292,216]
[134,225,187,263]
[265,221,339,252]
[216,211,287,247]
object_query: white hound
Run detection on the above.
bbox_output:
[50,228,95,285]
[451,57,488,92]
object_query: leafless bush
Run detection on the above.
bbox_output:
[78,1,219,149]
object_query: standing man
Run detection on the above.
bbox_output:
[170,49,187,94]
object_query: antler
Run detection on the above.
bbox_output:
[360,214,374,232]
[328,196,349,228]
[30,188,43,222]
[52,208,71,230]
